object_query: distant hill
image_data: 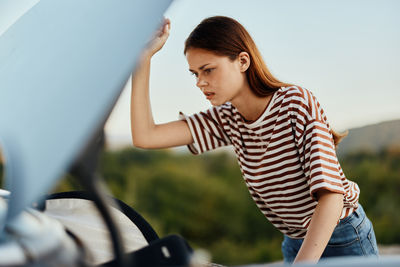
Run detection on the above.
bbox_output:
[105,120,400,157]
[336,119,400,157]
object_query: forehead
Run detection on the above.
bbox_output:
[186,48,229,69]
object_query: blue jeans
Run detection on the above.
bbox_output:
[281,204,379,264]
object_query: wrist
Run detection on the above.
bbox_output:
[139,50,152,63]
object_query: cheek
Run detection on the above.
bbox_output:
[216,69,237,86]
[223,72,243,89]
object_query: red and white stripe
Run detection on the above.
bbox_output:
[180,86,359,238]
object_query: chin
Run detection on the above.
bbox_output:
[209,98,225,106]
[210,100,221,106]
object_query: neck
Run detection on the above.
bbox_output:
[231,88,273,123]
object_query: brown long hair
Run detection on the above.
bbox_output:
[184,16,292,97]
[184,16,346,146]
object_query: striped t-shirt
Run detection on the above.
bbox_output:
[179,86,359,238]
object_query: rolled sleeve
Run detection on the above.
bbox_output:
[179,106,231,155]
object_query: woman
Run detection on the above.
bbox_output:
[130,16,379,264]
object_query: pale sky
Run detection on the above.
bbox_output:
[2,0,399,148]
[105,0,400,147]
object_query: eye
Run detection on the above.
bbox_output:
[190,72,198,78]
[204,68,214,74]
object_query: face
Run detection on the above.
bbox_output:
[186,48,249,106]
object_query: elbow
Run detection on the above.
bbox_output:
[131,134,153,149]
[132,138,146,149]
[131,126,146,148]
[131,134,146,149]
[131,123,160,149]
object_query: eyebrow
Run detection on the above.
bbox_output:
[189,63,211,73]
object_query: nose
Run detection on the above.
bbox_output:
[196,76,208,89]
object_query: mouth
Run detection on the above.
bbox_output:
[204,92,215,100]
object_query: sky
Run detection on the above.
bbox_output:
[105,0,400,148]
[2,0,400,148]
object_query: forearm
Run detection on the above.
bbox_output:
[130,19,172,148]
[130,53,156,147]
[294,191,343,264]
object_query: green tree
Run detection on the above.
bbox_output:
[49,146,400,264]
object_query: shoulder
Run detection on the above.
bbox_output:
[281,85,320,110]
[280,85,312,103]
[279,85,320,121]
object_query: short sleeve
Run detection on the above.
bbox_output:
[289,87,345,199]
[179,106,231,155]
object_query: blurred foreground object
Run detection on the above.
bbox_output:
[0,197,83,266]
[0,0,173,265]
[0,0,171,223]
[44,191,157,265]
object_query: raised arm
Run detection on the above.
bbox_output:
[130,19,193,149]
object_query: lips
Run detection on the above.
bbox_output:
[204,92,215,100]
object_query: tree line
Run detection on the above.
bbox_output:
[1,146,399,265]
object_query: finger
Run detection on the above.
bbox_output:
[163,18,171,35]
[165,18,171,29]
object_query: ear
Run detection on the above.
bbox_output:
[238,51,250,72]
